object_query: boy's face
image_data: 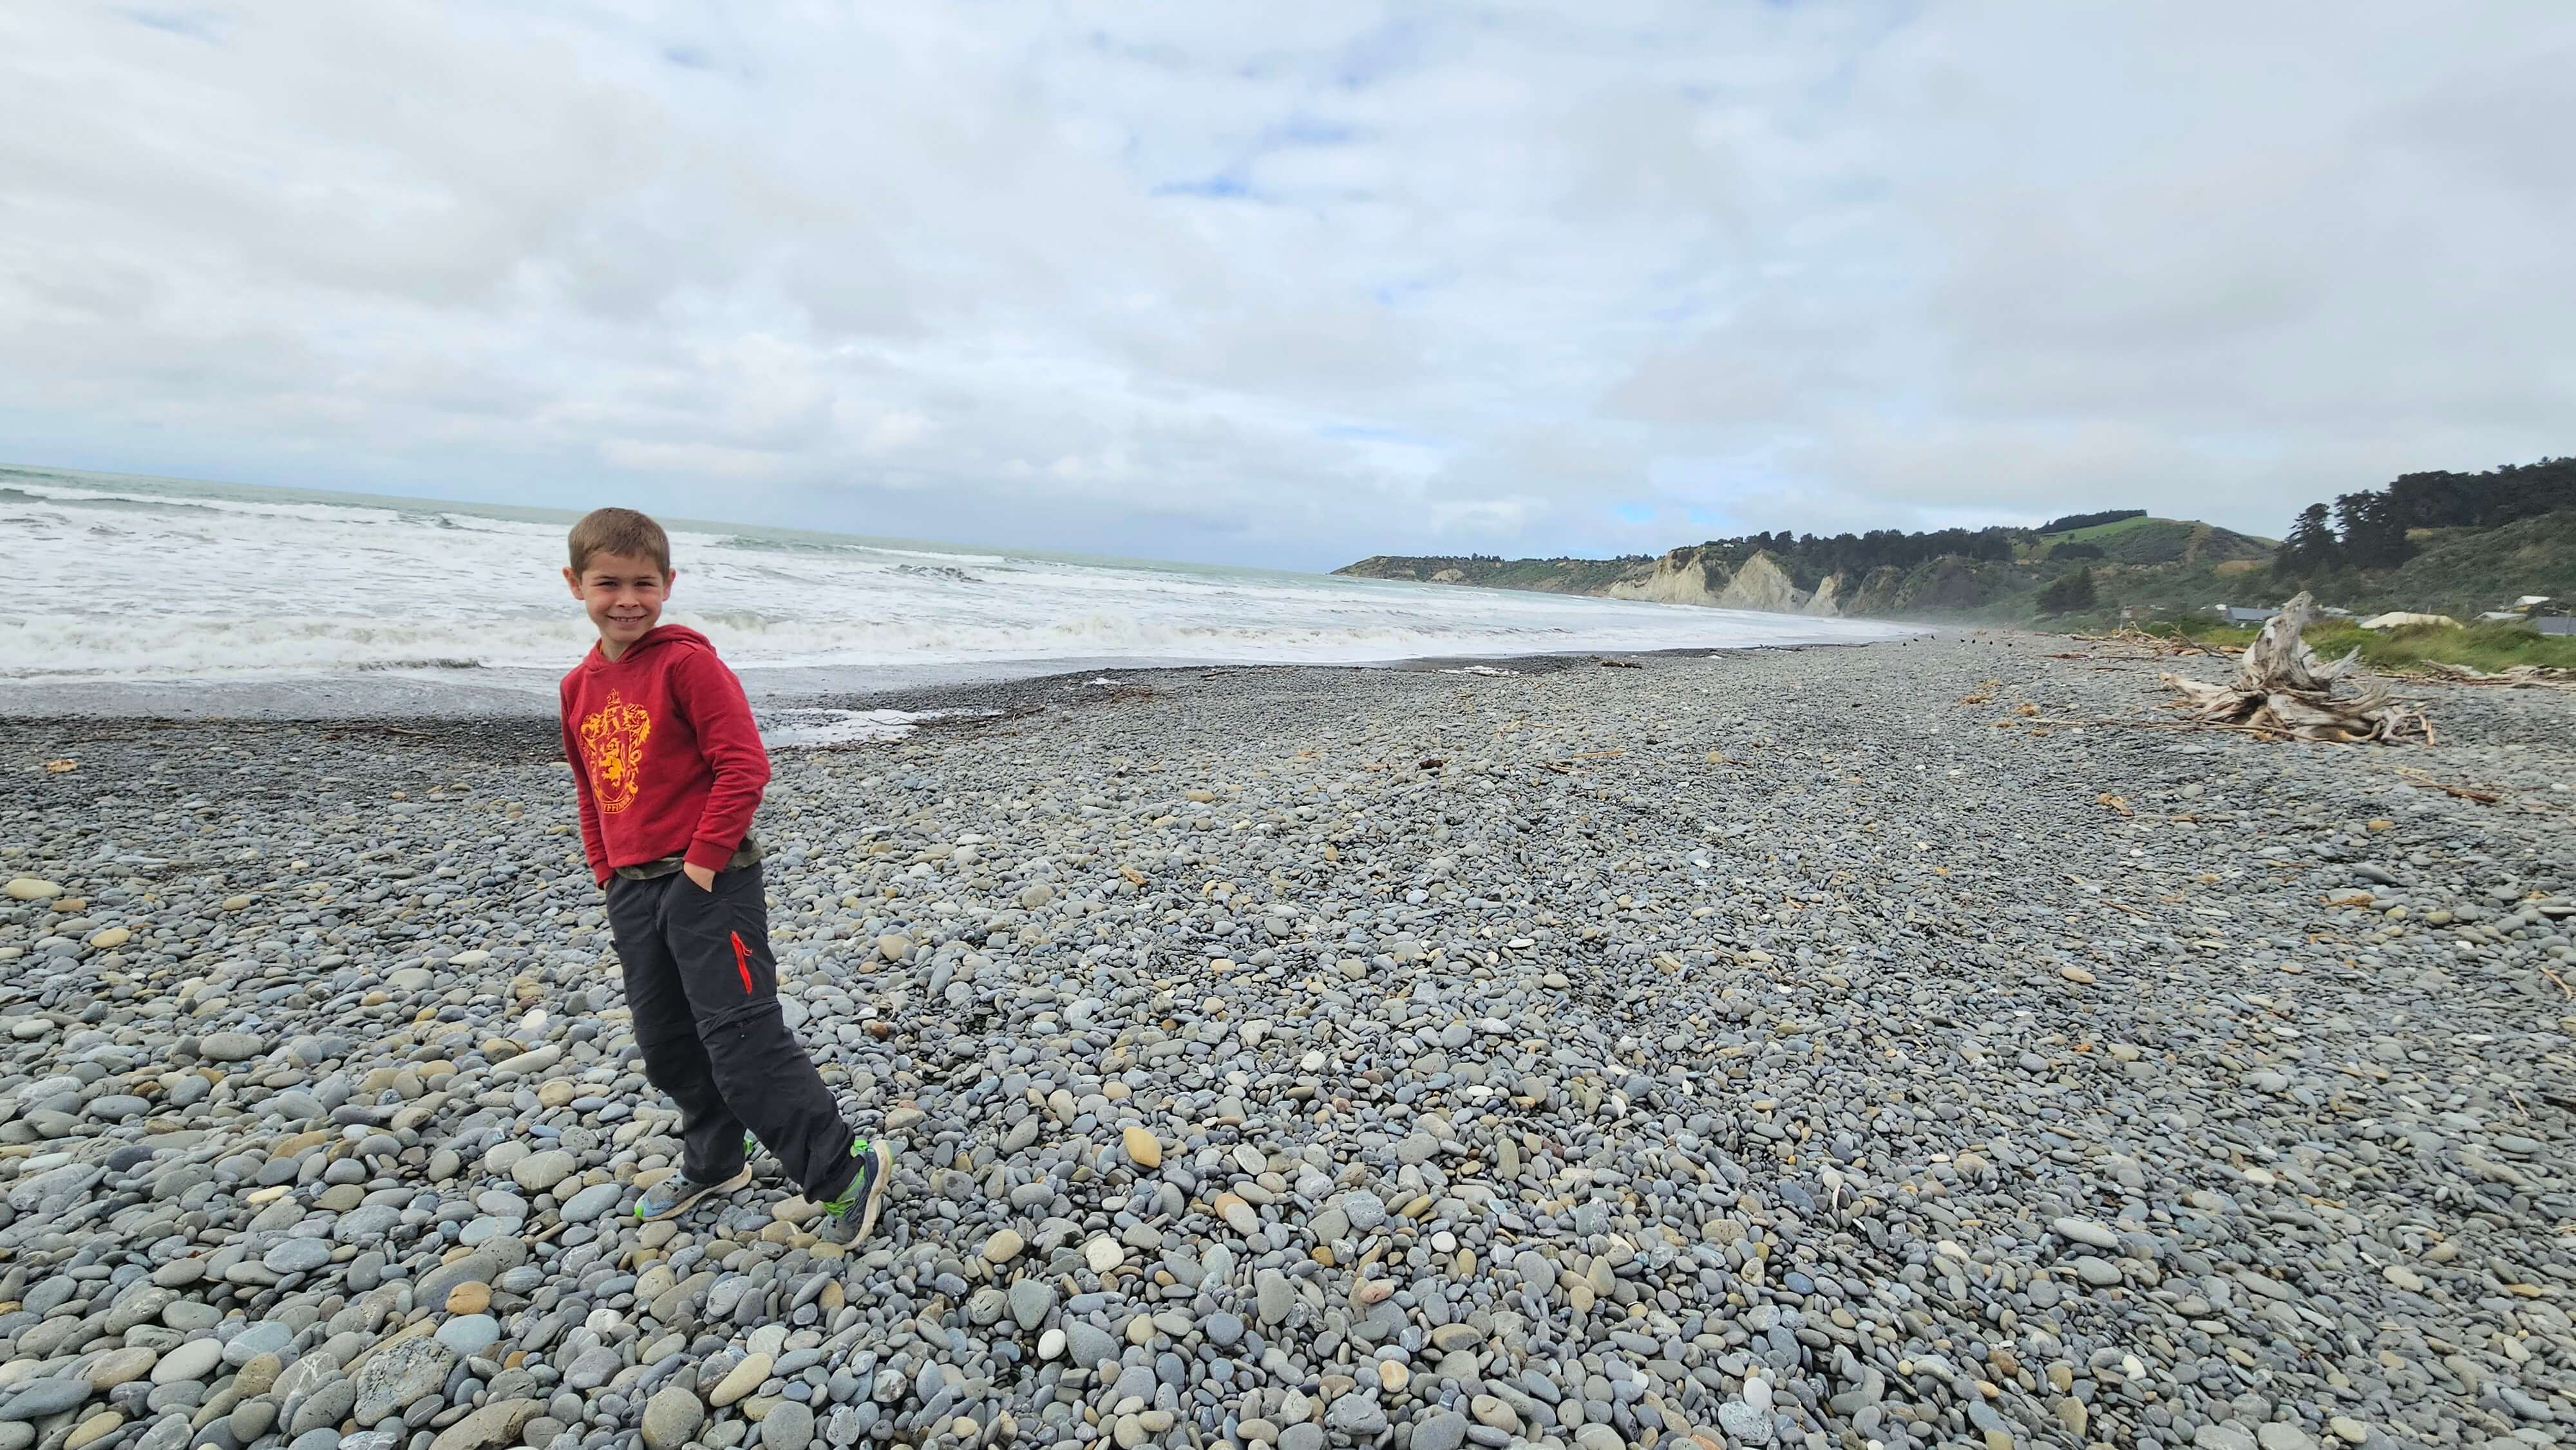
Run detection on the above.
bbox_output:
[564,552,674,657]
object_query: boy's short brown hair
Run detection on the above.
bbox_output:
[567,507,672,576]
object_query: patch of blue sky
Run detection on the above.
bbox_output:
[1162,115,1361,200]
[118,8,222,41]
[1262,115,1356,149]
[1153,173,1251,199]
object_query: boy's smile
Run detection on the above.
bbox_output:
[565,551,675,659]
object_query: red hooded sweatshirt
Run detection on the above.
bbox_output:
[559,625,770,885]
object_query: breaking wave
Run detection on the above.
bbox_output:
[1,467,1917,681]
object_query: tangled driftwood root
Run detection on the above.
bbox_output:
[2420,659,2576,691]
[2157,592,2432,743]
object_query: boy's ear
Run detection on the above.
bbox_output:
[563,565,582,598]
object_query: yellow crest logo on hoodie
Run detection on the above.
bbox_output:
[577,690,653,814]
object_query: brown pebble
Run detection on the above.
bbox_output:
[1121,1125,1162,1169]
[234,1353,282,1397]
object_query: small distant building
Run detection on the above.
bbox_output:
[2533,616,2576,637]
[2481,596,2554,622]
[2205,602,2344,624]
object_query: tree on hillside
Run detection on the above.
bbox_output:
[2274,503,2337,578]
[2382,457,2575,529]
[2278,457,2571,573]
[2035,567,2096,614]
[2334,490,2412,569]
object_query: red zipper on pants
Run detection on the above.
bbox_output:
[730,931,755,993]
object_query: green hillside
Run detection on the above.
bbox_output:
[1340,463,2566,627]
[2262,458,2573,619]
[2049,514,2166,543]
[2035,516,2276,566]
[1340,519,2271,623]
[2291,511,2576,619]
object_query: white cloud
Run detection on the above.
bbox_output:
[600,439,795,481]
[0,0,2568,568]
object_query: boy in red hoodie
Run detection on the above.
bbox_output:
[558,507,894,1242]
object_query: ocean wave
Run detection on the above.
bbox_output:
[713,533,867,556]
[0,471,1920,680]
[0,485,224,516]
[0,603,1904,677]
[714,533,1011,570]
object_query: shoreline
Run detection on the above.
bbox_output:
[0,632,1935,726]
[1,634,2566,1450]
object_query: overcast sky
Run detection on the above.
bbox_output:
[4,3,2570,569]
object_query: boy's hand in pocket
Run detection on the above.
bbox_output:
[684,863,716,891]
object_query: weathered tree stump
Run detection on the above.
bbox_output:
[2157,592,2430,742]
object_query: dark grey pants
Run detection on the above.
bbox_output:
[603,863,859,1203]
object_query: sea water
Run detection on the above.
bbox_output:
[0,464,1914,715]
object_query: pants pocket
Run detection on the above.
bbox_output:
[672,863,772,1013]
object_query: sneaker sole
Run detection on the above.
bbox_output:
[636,1165,752,1222]
[853,1139,895,1241]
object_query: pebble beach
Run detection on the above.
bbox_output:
[1,634,2571,1450]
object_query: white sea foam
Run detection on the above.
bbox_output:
[759,707,1000,748]
[1,466,1919,684]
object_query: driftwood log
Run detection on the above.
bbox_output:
[2421,659,2575,690]
[2157,592,2431,743]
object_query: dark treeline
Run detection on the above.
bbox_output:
[2038,509,2146,534]
[1697,526,2019,580]
[2277,457,2576,575]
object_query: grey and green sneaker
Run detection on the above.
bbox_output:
[815,1138,896,1245]
[634,1164,752,1222]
